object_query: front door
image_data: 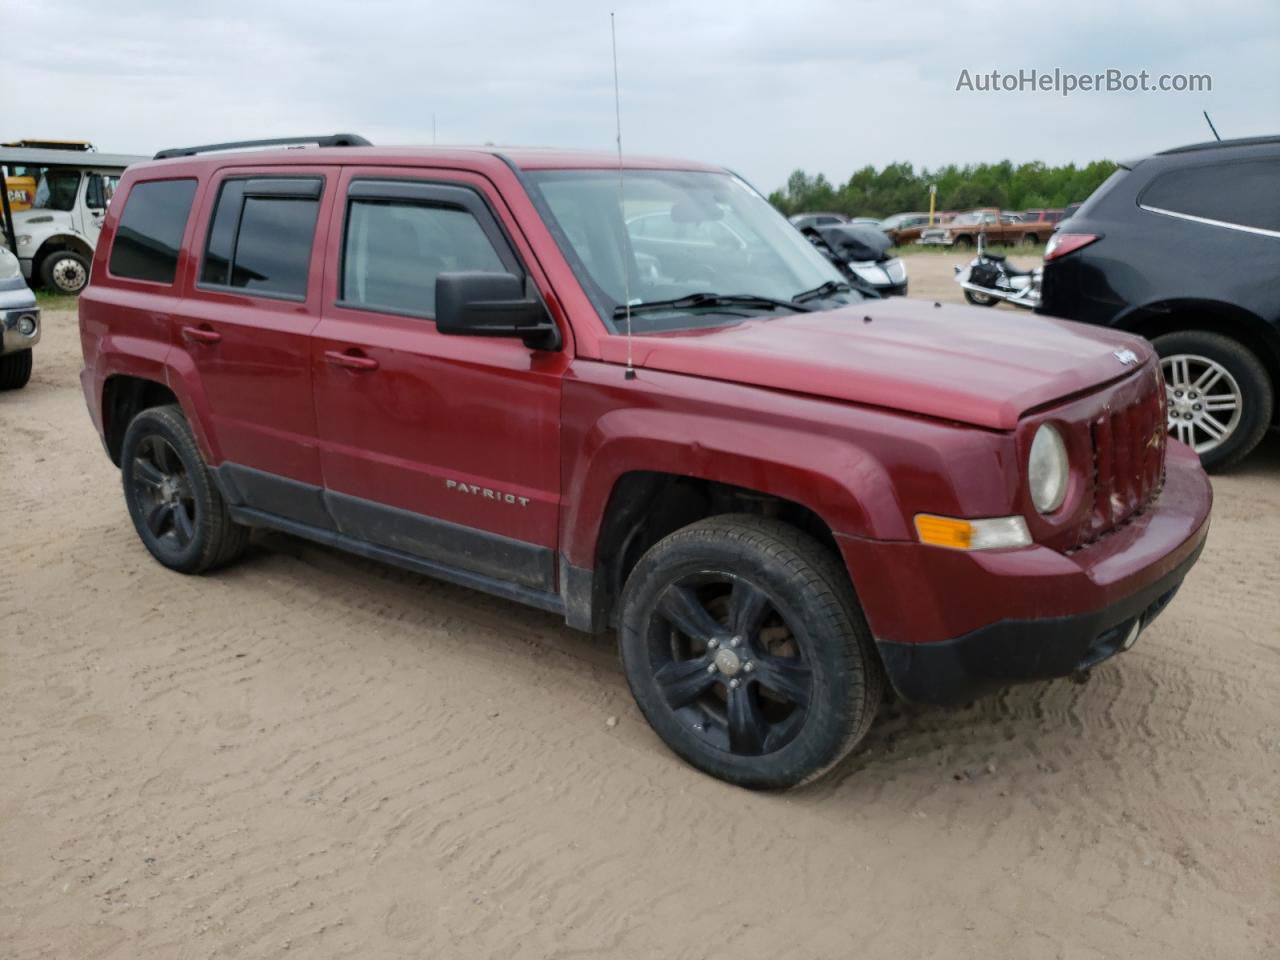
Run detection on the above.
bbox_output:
[310,169,568,594]
[170,166,336,526]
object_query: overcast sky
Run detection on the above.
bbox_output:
[8,0,1278,193]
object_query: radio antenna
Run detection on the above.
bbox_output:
[1202,110,1221,141]
[611,11,636,379]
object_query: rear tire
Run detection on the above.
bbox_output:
[1154,330,1272,471]
[964,289,999,307]
[953,235,973,250]
[618,515,883,789]
[40,250,90,294]
[0,349,32,390]
[120,405,250,573]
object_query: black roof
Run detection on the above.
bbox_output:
[1157,134,1280,156]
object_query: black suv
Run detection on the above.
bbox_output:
[1040,135,1279,470]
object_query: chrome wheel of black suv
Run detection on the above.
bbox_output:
[121,405,250,574]
[1156,331,1273,471]
[619,515,883,789]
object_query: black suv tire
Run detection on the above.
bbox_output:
[1154,330,1273,471]
[0,349,33,390]
[120,405,250,573]
[618,515,883,789]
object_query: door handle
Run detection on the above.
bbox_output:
[324,349,379,372]
[181,325,222,344]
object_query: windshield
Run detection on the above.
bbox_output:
[33,170,81,212]
[526,169,854,331]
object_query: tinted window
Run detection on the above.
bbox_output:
[108,179,198,284]
[199,179,321,297]
[1142,159,1280,233]
[341,200,505,316]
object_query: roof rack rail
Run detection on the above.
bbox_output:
[153,133,372,160]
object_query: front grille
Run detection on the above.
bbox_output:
[1082,377,1166,542]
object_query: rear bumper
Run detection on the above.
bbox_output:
[838,441,1212,704]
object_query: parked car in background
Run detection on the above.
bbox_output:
[879,212,931,245]
[79,134,1211,789]
[787,211,849,230]
[0,245,40,389]
[918,208,1050,248]
[1059,202,1083,223]
[804,222,909,296]
[0,146,145,294]
[1040,134,1280,470]
[1020,208,1066,225]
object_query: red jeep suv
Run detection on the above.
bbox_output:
[79,134,1212,788]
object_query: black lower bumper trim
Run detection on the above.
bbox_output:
[876,538,1206,705]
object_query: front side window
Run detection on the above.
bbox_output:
[108,178,198,284]
[527,169,852,332]
[1141,159,1280,233]
[199,178,322,298]
[340,199,505,316]
[86,174,120,210]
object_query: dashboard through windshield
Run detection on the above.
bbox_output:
[525,169,856,332]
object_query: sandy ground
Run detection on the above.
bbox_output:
[3,253,1278,959]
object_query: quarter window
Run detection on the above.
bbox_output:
[108,178,198,284]
[199,178,322,298]
[341,199,506,316]
[1142,159,1280,233]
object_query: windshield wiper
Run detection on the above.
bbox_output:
[613,292,812,319]
[792,280,855,304]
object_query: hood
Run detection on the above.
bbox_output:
[600,299,1153,430]
[816,224,892,262]
[12,209,70,228]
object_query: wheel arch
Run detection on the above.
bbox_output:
[559,416,902,633]
[34,233,94,271]
[1117,298,1280,423]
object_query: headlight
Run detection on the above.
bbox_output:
[1029,424,1069,513]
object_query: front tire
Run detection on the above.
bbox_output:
[1155,330,1273,471]
[120,405,250,573]
[618,515,883,789]
[40,250,90,294]
[0,349,32,390]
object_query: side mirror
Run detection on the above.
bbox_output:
[435,272,560,350]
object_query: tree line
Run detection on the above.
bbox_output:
[766,159,1118,218]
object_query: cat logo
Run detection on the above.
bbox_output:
[1113,348,1140,366]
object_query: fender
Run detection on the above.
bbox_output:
[560,407,899,571]
[1114,297,1280,360]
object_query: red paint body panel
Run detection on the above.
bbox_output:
[78,145,1214,654]
[840,441,1210,646]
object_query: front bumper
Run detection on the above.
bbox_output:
[838,441,1212,704]
[0,287,40,355]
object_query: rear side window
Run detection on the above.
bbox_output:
[199,177,322,298]
[341,200,505,316]
[108,179,198,284]
[1141,159,1280,233]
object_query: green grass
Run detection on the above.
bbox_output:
[35,289,79,312]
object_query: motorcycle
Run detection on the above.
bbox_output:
[801,224,908,298]
[953,234,1041,310]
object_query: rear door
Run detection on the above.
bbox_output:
[310,167,568,594]
[170,165,335,526]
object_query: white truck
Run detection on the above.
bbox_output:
[1,146,145,294]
